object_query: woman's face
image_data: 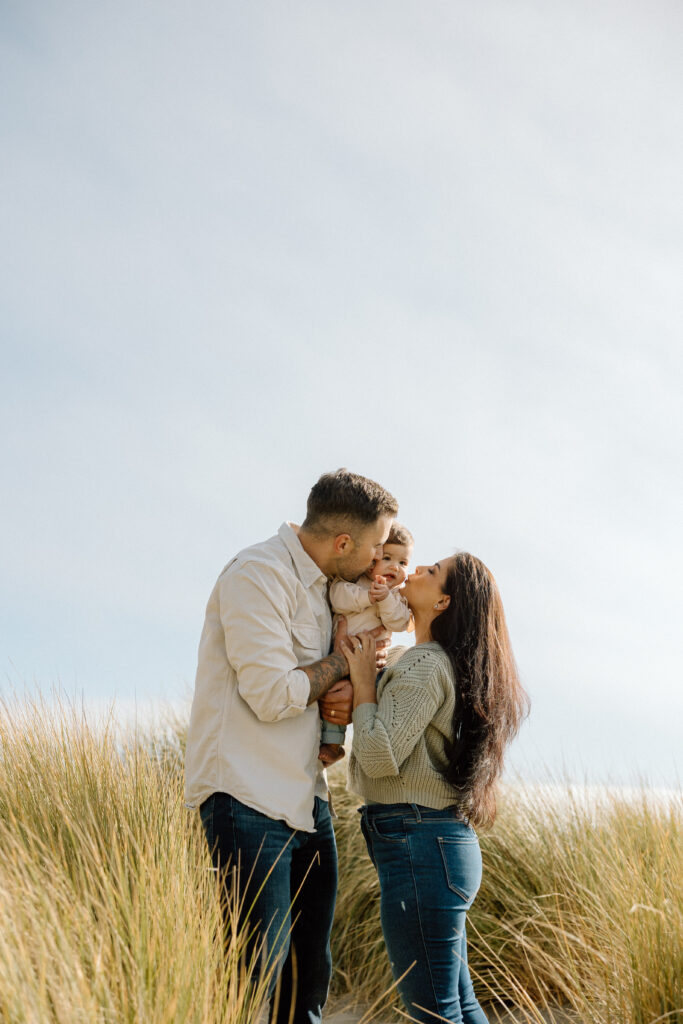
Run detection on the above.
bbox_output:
[402,557,453,614]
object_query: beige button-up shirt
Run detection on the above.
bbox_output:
[184,522,332,832]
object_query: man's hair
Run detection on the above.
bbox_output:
[386,523,414,548]
[302,468,398,538]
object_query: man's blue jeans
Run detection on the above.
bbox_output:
[360,803,488,1024]
[200,792,337,1024]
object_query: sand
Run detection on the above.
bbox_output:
[326,1005,576,1023]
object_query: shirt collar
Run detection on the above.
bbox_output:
[278,522,327,589]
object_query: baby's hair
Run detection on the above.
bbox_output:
[386,523,414,548]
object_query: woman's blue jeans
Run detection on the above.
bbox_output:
[200,792,337,1024]
[360,803,488,1024]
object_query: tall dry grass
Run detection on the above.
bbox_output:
[330,768,683,1024]
[0,695,274,1024]
[0,695,680,1023]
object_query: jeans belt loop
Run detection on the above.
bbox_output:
[411,803,422,823]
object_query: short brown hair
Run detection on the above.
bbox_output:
[386,523,414,548]
[302,468,398,538]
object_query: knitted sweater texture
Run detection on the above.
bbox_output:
[348,641,460,809]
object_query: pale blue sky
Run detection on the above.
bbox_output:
[1,0,681,782]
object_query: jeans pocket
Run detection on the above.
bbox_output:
[360,815,377,869]
[372,815,408,843]
[437,836,482,904]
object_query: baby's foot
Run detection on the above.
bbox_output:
[318,743,345,765]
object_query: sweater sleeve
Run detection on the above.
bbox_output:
[329,579,373,615]
[376,590,412,632]
[351,650,444,779]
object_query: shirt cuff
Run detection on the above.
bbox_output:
[273,668,310,720]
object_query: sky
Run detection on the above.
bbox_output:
[1,0,682,784]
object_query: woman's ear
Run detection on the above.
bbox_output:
[435,594,450,611]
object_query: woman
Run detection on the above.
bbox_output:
[343,552,529,1024]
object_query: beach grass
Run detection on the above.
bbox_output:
[330,767,682,1023]
[0,695,275,1024]
[0,694,680,1023]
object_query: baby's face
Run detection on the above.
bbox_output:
[369,543,412,587]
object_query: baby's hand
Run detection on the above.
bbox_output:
[369,575,390,604]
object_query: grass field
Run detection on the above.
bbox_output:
[0,695,680,1023]
[331,767,682,1023]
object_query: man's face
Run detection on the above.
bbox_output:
[335,515,393,582]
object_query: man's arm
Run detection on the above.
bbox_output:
[220,562,355,718]
[221,563,343,721]
[302,651,349,705]
[315,620,391,722]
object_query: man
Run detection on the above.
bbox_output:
[185,468,398,1024]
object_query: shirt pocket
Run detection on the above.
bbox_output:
[291,621,321,662]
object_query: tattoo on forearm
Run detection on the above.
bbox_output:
[304,652,348,705]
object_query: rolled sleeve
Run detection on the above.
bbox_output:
[220,565,311,722]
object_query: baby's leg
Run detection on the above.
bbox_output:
[320,721,346,746]
[319,720,346,764]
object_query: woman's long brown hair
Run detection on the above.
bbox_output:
[430,552,529,828]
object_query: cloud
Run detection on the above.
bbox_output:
[1,0,681,779]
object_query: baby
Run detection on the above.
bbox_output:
[319,523,414,761]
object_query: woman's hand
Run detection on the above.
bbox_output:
[341,631,378,708]
[335,615,389,671]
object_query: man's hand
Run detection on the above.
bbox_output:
[334,613,389,671]
[333,615,350,654]
[319,679,353,725]
[368,575,390,604]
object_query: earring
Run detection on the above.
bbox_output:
[434,603,440,610]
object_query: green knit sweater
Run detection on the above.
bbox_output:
[348,641,460,809]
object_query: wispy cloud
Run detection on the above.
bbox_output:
[1,0,681,780]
